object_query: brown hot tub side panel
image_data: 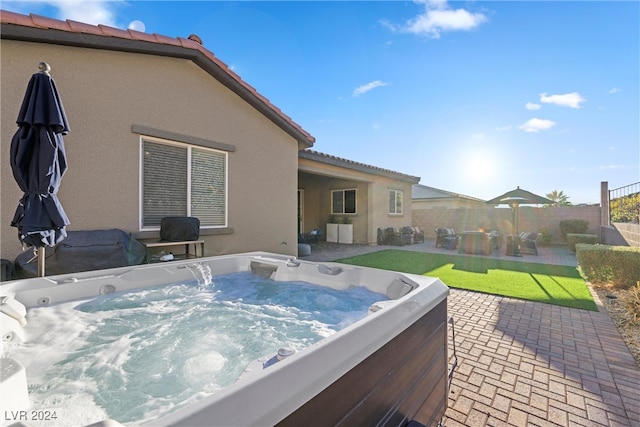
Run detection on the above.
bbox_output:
[277,300,448,427]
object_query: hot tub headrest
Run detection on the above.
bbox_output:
[386,279,414,299]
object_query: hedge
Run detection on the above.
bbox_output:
[576,244,640,288]
[559,219,589,241]
[567,233,599,252]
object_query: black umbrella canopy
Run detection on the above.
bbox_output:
[486,186,553,206]
[10,62,70,254]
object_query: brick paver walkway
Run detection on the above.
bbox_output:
[445,289,639,426]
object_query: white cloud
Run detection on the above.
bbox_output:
[4,1,121,27]
[540,92,585,109]
[353,80,389,97]
[608,87,621,94]
[518,118,556,133]
[526,102,541,111]
[383,0,487,39]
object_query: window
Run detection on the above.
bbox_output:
[141,138,227,229]
[389,189,403,214]
[332,189,356,214]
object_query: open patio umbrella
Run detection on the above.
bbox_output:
[10,62,70,277]
[486,187,552,256]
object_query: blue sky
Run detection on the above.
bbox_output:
[4,1,639,204]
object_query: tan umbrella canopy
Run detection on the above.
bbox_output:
[486,186,552,236]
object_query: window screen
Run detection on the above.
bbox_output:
[142,140,227,228]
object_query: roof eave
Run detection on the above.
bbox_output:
[300,150,420,184]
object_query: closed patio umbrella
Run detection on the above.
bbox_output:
[486,187,552,256]
[10,62,70,277]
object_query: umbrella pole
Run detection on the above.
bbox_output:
[37,247,45,277]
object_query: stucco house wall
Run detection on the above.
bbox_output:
[1,13,314,262]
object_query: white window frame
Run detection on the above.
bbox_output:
[331,189,357,215]
[389,189,403,215]
[139,135,228,230]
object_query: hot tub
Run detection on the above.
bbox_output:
[1,252,450,427]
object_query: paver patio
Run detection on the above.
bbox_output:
[303,240,640,426]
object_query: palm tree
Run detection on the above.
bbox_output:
[546,190,571,206]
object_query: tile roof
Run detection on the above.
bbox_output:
[0,10,315,147]
[299,150,420,183]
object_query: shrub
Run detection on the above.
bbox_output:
[621,282,640,323]
[610,192,640,224]
[576,244,640,288]
[567,233,599,252]
[539,227,552,246]
[559,219,588,241]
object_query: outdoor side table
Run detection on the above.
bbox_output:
[144,239,205,263]
[443,236,458,250]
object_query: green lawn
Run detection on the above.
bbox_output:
[336,250,596,311]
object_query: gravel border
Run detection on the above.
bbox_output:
[592,284,640,368]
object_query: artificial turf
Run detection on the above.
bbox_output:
[336,249,597,311]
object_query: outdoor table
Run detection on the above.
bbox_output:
[144,239,205,263]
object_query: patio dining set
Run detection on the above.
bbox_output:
[435,228,541,256]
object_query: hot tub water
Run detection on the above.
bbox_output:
[3,271,387,426]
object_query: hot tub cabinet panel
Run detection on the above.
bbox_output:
[0,252,450,427]
[277,300,448,427]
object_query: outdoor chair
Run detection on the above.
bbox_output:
[383,227,401,245]
[435,228,456,248]
[399,226,414,245]
[519,232,539,255]
[412,227,425,243]
[300,228,323,243]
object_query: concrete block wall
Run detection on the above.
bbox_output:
[610,223,640,247]
[412,206,602,245]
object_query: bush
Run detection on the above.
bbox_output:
[576,244,640,288]
[621,282,640,323]
[559,219,588,241]
[567,233,599,252]
[539,227,552,246]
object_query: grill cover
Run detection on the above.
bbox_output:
[14,229,145,278]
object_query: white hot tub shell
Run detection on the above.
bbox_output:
[0,252,450,427]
